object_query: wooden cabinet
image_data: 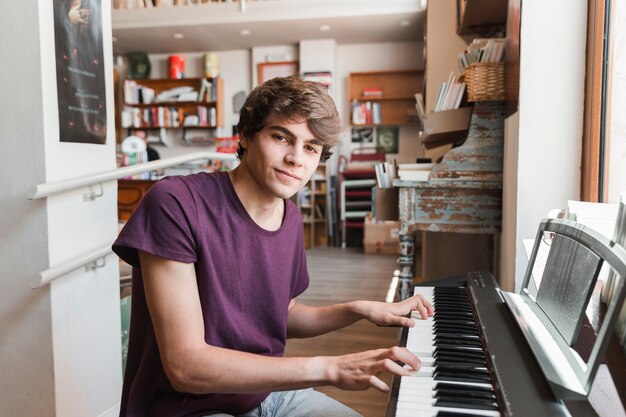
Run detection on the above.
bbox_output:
[120,77,224,142]
[348,70,423,126]
[456,0,507,35]
[297,164,328,249]
[117,179,156,222]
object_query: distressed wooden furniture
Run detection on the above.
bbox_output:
[394,101,505,299]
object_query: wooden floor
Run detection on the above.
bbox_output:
[284,247,402,417]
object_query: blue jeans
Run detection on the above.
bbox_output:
[205,388,363,417]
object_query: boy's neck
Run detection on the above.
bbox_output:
[228,165,285,231]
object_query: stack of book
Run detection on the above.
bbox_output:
[374,161,397,189]
[197,78,216,102]
[458,38,506,71]
[396,163,435,181]
[433,71,466,112]
[361,87,383,99]
[351,100,382,125]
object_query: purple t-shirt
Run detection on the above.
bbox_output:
[113,171,309,417]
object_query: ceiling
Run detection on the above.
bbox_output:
[111,0,426,54]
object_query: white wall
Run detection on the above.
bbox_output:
[300,38,337,100]
[0,1,122,416]
[0,0,54,414]
[510,0,587,289]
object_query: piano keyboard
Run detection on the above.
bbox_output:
[386,272,574,417]
[395,286,501,417]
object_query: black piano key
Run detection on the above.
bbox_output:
[434,356,487,366]
[433,287,466,293]
[434,311,474,317]
[436,392,496,404]
[433,331,479,338]
[436,412,494,417]
[434,338,482,347]
[435,303,472,314]
[434,354,486,364]
[435,382,494,394]
[434,360,487,368]
[434,347,486,359]
[434,371,492,384]
[435,334,480,341]
[433,322,477,329]
[433,299,470,305]
[435,399,499,411]
[435,387,496,400]
[433,299,471,306]
[433,320,476,327]
[434,298,469,303]
[436,365,489,375]
[434,330,479,338]
[433,298,471,305]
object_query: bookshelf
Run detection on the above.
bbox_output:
[297,163,328,249]
[348,70,423,126]
[120,77,223,143]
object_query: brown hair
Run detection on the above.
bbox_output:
[237,75,341,161]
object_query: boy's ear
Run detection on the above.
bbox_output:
[238,133,249,147]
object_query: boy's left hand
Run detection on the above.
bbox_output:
[358,295,434,328]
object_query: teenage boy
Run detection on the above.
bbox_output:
[113,75,433,417]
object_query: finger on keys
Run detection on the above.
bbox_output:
[414,295,434,319]
[381,358,414,377]
[368,375,390,392]
[390,346,421,371]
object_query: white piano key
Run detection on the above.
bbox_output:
[395,404,500,417]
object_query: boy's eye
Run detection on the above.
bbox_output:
[305,145,319,154]
[273,134,287,142]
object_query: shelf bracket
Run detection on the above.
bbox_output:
[85,256,106,272]
[83,182,104,201]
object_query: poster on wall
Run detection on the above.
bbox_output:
[54,0,107,144]
[376,126,399,153]
[351,127,373,143]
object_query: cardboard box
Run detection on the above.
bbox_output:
[421,106,473,150]
[373,187,399,221]
[364,216,400,255]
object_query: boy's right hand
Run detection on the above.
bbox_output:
[323,347,420,393]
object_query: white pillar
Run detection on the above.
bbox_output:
[0,1,122,416]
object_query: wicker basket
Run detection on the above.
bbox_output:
[464,62,505,102]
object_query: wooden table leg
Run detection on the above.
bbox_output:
[397,233,414,300]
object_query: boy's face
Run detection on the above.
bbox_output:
[240,115,323,200]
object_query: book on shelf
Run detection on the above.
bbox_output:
[351,100,381,125]
[302,72,332,89]
[458,38,506,71]
[314,205,325,221]
[433,71,466,112]
[362,87,383,98]
[197,78,215,102]
[414,93,425,122]
[374,161,397,189]
[397,163,435,181]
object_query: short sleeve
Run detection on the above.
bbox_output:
[291,213,310,298]
[113,177,198,267]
